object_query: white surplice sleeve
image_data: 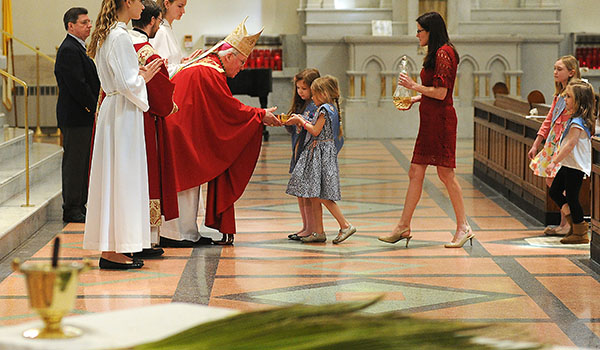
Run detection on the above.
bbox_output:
[150,24,183,77]
[108,31,149,112]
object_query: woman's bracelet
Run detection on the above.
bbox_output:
[303,120,308,129]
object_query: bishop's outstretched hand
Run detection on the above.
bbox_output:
[263,106,282,127]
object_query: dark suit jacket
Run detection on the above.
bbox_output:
[54,34,100,128]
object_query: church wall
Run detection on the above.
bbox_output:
[521,42,559,104]
[3,1,301,55]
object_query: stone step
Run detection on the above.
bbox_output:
[305,8,392,22]
[0,172,62,261]
[0,127,30,165]
[471,8,560,21]
[458,21,560,35]
[0,142,62,205]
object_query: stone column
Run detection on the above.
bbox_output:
[407,0,419,36]
[505,71,524,97]
[473,71,485,98]
[446,0,459,34]
[381,71,397,100]
[347,71,367,101]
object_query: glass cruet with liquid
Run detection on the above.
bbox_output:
[393,56,412,110]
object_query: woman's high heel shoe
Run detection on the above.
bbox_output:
[444,227,474,248]
[378,227,412,247]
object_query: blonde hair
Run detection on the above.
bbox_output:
[158,0,176,16]
[288,68,320,115]
[566,79,598,133]
[311,75,343,138]
[554,55,580,96]
[87,0,122,58]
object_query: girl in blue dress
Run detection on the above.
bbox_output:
[286,75,355,243]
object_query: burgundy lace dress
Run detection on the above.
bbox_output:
[412,44,458,168]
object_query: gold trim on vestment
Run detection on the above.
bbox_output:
[149,199,162,227]
[182,57,225,74]
[137,44,156,66]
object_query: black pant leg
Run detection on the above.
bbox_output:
[549,167,568,209]
[562,167,585,223]
[61,126,93,218]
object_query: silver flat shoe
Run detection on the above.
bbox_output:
[301,232,326,243]
[333,224,356,244]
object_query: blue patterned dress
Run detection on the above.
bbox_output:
[286,103,341,201]
[286,101,317,173]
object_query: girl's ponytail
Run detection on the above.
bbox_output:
[334,97,343,138]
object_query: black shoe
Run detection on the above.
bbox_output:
[194,236,214,246]
[213,234,234,246]
[288,233,301,241]
[159,236,213,248]
[124,248,164,259]
[99,257,144,270]
[63,213,86,223]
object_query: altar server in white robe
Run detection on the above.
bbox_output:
[150,0,201,77]
[84,0,163,270]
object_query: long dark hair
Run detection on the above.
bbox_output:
[288,68,320,114]
[417,12,459,70]
[567,79,598,133]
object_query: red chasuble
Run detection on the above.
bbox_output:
[132,38,179,223]
[167,54,266,234]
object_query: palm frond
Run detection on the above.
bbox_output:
[121,298,543,350]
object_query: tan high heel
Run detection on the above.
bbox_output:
[444,227,474,248]
[378,226,412,247]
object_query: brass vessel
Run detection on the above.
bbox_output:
[12,259,90,339]
[279,113,291,123]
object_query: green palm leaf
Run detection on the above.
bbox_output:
[118,298,543,350]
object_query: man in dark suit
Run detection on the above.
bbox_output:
[54,7,100,223]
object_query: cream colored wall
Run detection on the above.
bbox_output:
[5,1,600,55]
[4,0,300,55]
[10,0,100,55]
[560,0,600,34]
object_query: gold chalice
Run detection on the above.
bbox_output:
[279,113,291,123]
[12,258,91,339]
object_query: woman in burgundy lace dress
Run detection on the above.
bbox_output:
[379,12,473,248]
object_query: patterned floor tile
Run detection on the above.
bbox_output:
[1,138,599,348]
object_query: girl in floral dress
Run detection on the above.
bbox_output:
[528,55,580,236]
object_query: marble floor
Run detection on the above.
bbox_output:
[1,138,599,348]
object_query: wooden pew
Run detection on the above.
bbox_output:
[474,95,591,225]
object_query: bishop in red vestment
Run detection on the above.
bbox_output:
[164,18,281,244]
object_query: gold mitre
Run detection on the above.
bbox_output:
[223,17,263,57]
[171,17,263,78]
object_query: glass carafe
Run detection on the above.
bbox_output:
[393,56,412,110]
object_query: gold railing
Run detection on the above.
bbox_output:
[0,69,33,207]
[1,30,57,138]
